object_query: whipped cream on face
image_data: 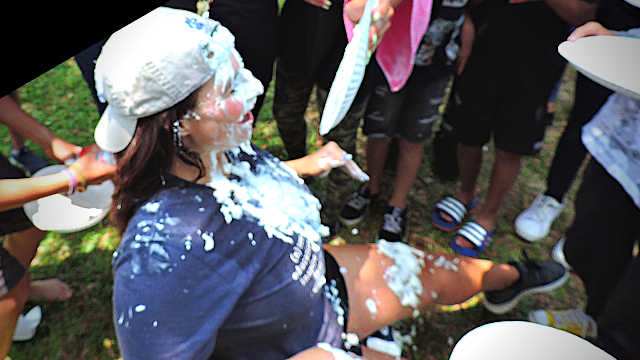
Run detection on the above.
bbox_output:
[190,44,263,153]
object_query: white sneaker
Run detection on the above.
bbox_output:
[515,194,564,242]
[552,237,571,269]
[13,306,41,341]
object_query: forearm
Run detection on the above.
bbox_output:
[543,0,596,27]
[0,95,57,150]
[0,173,70,212]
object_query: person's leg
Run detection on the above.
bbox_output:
[474,149,522,230]
[564,160,639,320]
[452,148,522,250]
[596,256,640,360]
[388,139,424,209]
[360,57,404,196]
[272,59,315,160]
[325,243,520,338]
[365,137,391,196]
[209,0,279,120]
[317,85,370,230]
[74,38,109,115]
[388,72,448,210]
[545,73,612,202]
[0,273,29,357]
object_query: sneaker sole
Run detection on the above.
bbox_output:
[482,268,569,315]
[340,214,367,227]
[340,205,371,226]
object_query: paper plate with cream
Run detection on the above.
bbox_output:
[23,165,115,233]
[558,35,640,99]
[319,0,377,135]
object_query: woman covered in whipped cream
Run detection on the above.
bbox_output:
[96,7,568,360]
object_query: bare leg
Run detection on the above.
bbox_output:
[453,148,522,249]
[0,274,29,357]
[0,227,46,356]
[438,143,483,222]
[364,137,391,195]
[388,139,424,209]
[324,244,519,338]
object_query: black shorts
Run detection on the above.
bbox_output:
[0,245,26,297]
[0,153,33,236]
[364,62,450,143]
[319,250,361,353]
[446,75,550,156]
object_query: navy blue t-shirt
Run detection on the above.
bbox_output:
[113,144,344,359]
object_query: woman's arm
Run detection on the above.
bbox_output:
[0,145,115,212]
[0,94,82,162]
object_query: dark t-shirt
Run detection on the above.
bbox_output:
[459,0,594,101]
[415,0,469,78]
[113,144,344,359]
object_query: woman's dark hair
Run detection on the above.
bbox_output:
[110,90,203,234]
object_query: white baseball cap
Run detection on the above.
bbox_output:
[94,7,238,153]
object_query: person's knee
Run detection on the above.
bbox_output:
[1,274,29,314]
[3,227,46,268]
[494,148,521,164]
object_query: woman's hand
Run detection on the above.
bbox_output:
[285,141,348,178]
[305,0,332,10]
[69,144,116,186]
[344,0,397,53]
[47,136,83,164]
[568,21,615,42]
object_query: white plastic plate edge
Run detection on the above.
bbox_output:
[319,0,378,135]
[558,36,640,100]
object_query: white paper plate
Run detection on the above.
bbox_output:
[23,165,114,233]
[558,35,640,100]
[625,0,640,8]
[450,321,614,360]
[319,0,378,135]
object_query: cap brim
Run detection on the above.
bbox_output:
[94,105,138,153]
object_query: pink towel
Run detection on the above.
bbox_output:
[344,0,432,92]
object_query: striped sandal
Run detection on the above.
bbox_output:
[430,196,478,231]
[450,221,494,257]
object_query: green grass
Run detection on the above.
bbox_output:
[1,59,586,360]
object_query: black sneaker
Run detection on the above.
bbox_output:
[483,251,568,314]
[376,206,408,242]
[340,185,378,226]
[10,147,49,176]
